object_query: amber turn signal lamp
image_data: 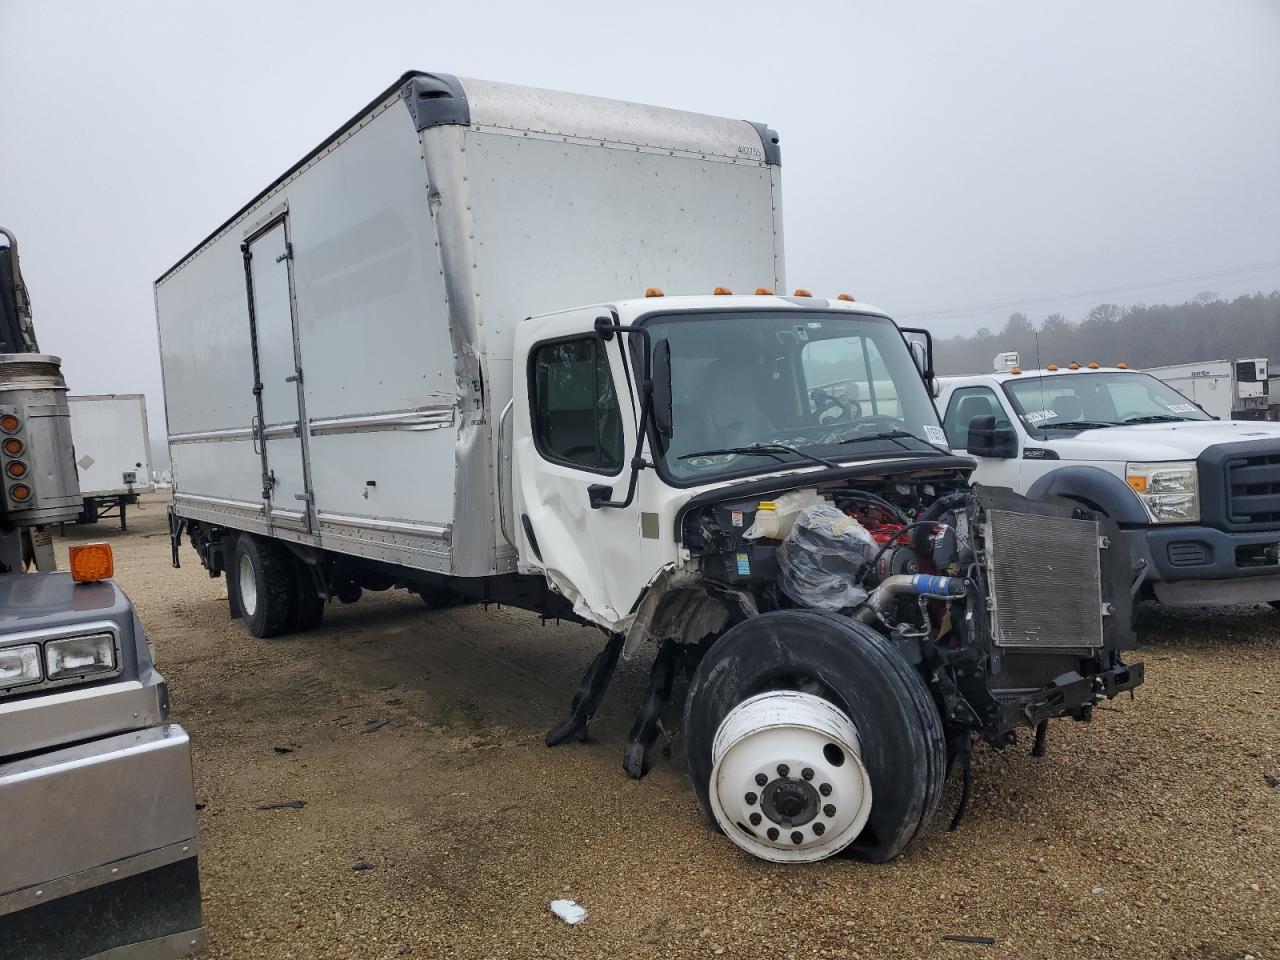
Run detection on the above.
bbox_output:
[0,414,20,434]
[1,437,22,456]
[5,460,27,478]
[69,543,114,583]
[792,288,812,297]
[644,287,664,298]
[713,286,733,295]
[8,483,31,502]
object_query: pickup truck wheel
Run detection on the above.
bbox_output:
[685,610,945,863]
[234,534,294,638]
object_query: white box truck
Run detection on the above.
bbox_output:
[1143,357,1271,421]
[157,72,1141,864]
[68,393,154,528]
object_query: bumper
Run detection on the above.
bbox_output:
[998,660,1145,730]
[0,724,203,960]
[1125,525,1280,583]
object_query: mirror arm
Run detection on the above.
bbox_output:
[591,317,653,510]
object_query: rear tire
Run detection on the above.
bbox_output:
[685,610,946,863]
[233,534,294,639]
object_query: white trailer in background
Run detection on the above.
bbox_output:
[1143,358,1271,421]
[68,393,154,528]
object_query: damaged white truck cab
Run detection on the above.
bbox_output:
[159,72,1142,865]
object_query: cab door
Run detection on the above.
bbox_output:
[242,217,312,533]
[510,308,642,627]
[941,383,1023,488]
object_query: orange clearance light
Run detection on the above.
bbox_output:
[2,437,22,456]
[0,414,20,434]
[1010,367,1022,375]
[836,293,856,302]
[793,288,813,297]
[69,543,114,583]
[755,287,774,295]
[1088,361,1099,369]
[644,287,664,298]
[713,286,733,295]
[1046,364,1058,371]
[1068,362,1081,370]
[5,461,27,479]
[8,483,31,502]
[1117,361,1128,369]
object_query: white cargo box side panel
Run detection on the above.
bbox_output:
[285,103,457,548]
[67,395,154,497]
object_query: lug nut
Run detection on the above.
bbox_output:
[744,792,758,806]
[801,767,814,781]
[790,831,803,845]
[813,822,826,836]
[749,812,762,826]
[767,827,779,841]
[755,773,768,787]
[819,782,832,797]
[777,763,790,778]
[823,804,836,818]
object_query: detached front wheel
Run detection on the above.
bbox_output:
[685,610,946,863]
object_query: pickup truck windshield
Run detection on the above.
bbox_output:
[642,310,945,483]
[1004,372,1214,429]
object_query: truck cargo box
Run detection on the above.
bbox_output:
[68,393,154,498]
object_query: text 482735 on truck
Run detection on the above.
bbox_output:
[157,73,1143,863]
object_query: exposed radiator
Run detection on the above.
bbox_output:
[983,508,1104,648]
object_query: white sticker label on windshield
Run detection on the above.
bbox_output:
[924,425,948,445]
[1022,409,1057,424]
[1166,403,1197,413]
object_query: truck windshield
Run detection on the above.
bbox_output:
[1003,372,1214,429]
[642,310,946,483]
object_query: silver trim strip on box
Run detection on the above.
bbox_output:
[316,511,451,540]
[174,492,265,514]
[0,839,199,917]
[168,426,254,444]
[308,405,456,436]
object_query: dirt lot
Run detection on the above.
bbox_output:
[58,494,1279,959]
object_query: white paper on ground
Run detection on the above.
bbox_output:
[550,899,587,925]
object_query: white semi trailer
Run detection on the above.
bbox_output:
[157,72,1141,864]
[68,393,154,528]
[1143,357,1271,421]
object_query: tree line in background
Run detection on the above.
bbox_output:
[932,290,1280,374]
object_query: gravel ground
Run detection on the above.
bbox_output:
[57,494,1279,959]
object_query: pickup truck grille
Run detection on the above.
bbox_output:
[1226,451,1280,528]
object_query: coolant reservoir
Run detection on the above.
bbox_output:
[744,488,826,541]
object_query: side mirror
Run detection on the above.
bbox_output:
[966,415,1018,458]
[652,337,673,437]
[899,326,935,384]
[909,339,928,378]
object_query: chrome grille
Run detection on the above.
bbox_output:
[984,508,1103,648]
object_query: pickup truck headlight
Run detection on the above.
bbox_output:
[1126,461,1199,524]
[44,632,116,680]
[0,644,42,688]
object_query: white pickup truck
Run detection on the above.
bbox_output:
[938,357,1280,610]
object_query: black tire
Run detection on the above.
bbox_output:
[287,556,325,632]
[232,534,295,639]
[684,610,946,863]
[1270,601,1280,612]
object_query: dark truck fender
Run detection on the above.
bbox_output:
[1025,465,1149,525]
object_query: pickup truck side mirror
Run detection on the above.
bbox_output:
[966,415,1018,458]
[652,337,673,438]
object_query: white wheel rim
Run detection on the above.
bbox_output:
[709,691,872,863]
[238,553,258,618]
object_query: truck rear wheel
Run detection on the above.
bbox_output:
[684,610,946,863]
[233,534,294,638]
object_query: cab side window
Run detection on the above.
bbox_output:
[530,337,624,473]
[943,386,1009,448]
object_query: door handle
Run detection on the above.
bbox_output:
[251,415,262,455]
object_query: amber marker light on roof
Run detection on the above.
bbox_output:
[755,287,774,295]
[713,286,733,295]
[69,543,114,584]
[1046,364,1058,371]
[1068,362,1081,370]
[644,287,664,298]
[1117,362,1128,369]
[1088,362,1099,369]
[1010,367,1022,375]
[836,293,856,301]
[792,288,812,297]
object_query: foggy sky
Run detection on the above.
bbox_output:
[2,0,1278,459]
